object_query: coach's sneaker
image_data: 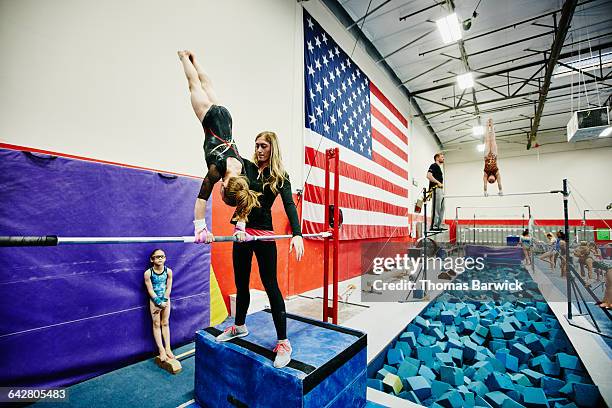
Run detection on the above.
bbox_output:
[273,339,292,368]
[216,324,249,342]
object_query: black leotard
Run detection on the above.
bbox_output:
[202,105,242,176]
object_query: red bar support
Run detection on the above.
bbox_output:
[332,148,340,324]
[323,152,330,323]
[322,148,340,324]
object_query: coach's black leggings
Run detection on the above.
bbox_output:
[233,240,286,340]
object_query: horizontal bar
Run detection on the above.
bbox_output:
[456,206,529,209]
[0,232,332,247]
[462,227,530,231]
[445,191,563,198]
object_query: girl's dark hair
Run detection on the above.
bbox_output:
[522,229,529,236]
[148,248,164,268]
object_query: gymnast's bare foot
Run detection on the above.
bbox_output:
[165,348,175,359]
[158,349,168,362]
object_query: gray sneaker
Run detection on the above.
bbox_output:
[273,340,292,368]
[216,325,249,342]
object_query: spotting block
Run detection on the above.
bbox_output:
[194,310,367,408]
[154,356,182,374]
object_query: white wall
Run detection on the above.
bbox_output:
[0,0,300,178]
[0,0,439,197]
[444,146,612,221]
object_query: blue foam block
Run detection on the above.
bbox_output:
[541,376,565,397]
[447,337,465,350]
[449,348,463,365]
[523,333,544,353]
[387,348,405,365]
[407,324,423,338]
[195,311,367,408]
[406,376,432,401]
[414,316,430,330]
[467,380,489,396]
[529,354,551,369]
[440,366,464,386]
[437,390,464,408]
[395,341,412,358]
[509,343,531,363]
[436,352,454,366]
[495,350,519,372]
[509,373,532,387]
[397,390,421,404]
[572,383,600,407]
[484,372,515,392]
[376,368,391,380]
[489,340,507,353]
[367,379,384,391]
[397,360,419,380]
[383,364,398,375]
[431,379,451,398]
[399,331,417,348]
[521,368,544,385]
[470,332,487,346]
[556,353,581,370]
[522,387,548,408]
[417,346,435,365]
[484,391,509,408]
[475,324,489,338]
[419,365,437,381]
[441,311,456,325]
[540,360,561,376]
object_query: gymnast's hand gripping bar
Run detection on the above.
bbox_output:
[0,232,332,247]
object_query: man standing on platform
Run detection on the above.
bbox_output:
[427,153,446,231]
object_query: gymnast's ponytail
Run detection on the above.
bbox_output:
[225,176,261,221]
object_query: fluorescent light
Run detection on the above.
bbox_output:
[477,144,485,152]
[436,13,462,44]
[473,125,485,136]
[600,127,612,137]
[457,72,474,90]
[553,52,612,79]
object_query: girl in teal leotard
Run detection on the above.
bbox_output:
[144,249,175,362]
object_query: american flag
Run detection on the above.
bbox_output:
[302,11,410,240]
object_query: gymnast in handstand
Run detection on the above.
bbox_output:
[178,50,260,242]
[483,119,503,196]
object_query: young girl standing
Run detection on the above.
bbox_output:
[144,249,175,361]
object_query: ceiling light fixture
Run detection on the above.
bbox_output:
[457,72,474,90]
[436,13,462,44]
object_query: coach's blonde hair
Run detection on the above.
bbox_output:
[253,131,287,195]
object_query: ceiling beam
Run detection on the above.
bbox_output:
[416,78,605,116]
[527,0,578,149]
[320,0,443,147]
[411,40,612,95]
[418,0,597,57]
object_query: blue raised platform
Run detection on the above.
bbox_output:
[195,310,367,408]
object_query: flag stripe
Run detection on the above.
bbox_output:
[304,165,408,208]
[372,127,407,164]
[303,201,409,226]
[303,220,409,240]
[372,151,408,180]
[370,82,408,128]
[371,105,409,149]
[303,184,409,216]
[304,130,409,189]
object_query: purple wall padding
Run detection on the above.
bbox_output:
[0,148,211,387]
